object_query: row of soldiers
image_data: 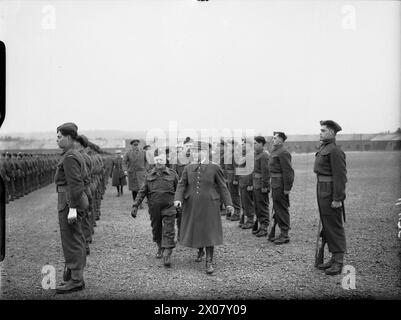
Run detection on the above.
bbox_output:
[0,152,60,203]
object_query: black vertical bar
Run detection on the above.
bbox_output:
[0,40,6,262]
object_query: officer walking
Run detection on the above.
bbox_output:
[174,141,234,275]
[123,139,147,202]
[54,122,89,294]
[314,120,347,276]
[131,150,179,267]
[111,150,127,196]
[268,132,294,244]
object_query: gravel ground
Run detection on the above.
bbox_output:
[1,151,400,300]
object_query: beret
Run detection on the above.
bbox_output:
[57,122,78,135]
[254,136,266,145]
[320,120,342,133]
[130,139,140,145]
[273,131,287,141]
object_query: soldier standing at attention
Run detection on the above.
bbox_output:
[237,138,255,229]
[54,122,89,294]
[268,132,294,244]
[131,150,179,267]
[123,139,147,202]
[314,120,347,276]
[252,136,271,237]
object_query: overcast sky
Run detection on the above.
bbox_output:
[0,0,400,136]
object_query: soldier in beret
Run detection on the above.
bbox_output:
[54,122,89,293]
[252,136,271,237]
[314,120,347,275]
[174,141,234,275]
[268,132,294,244]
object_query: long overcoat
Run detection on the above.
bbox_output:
[174,163,233,248]
[123,149,146,191]
[111,156,127,187]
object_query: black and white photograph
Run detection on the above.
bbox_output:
[0,0,400,309]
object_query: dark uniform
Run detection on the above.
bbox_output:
[314,120,347,275]
[268,133,294,244]
[54,123,89,293]
[252,148,271,236]
[132,166,178,266]
[237,145,255,229]
[223,141,241,221]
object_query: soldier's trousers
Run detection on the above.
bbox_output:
[227,182,241,214]
[58,193,86,272]
[80,210,92,248]
[272,180,290,232]
[148,193,176,249]
[253,189,269,227]
[317,181,346,263]
[239,187,254,221]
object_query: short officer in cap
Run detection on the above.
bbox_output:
[252,136,271,237]
[111,150,127,196]
[268,132,294,244]
[123,139,147,202]
[174,141,234,275]
[54,122,89,293]
[314,120,347,275]
[131,150,179,267]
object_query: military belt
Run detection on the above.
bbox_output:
[56,185,68,193]
[271,173,282,178]
[317,175,333,182]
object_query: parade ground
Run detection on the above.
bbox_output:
[1,151,400,300]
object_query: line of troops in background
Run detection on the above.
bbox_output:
[0,152,60,203]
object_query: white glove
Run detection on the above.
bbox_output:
[174,201,182,208]
[68,208,78,224]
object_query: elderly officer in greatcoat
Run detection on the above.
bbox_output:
[174,141,234,275]
[123,139,147,202]
[268,132,294,244]
[111,150,127,197]
[314,120,347,276]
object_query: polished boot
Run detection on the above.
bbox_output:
[56,269,85,294]
[317,258,334,270]
[163,248,172,267]
[156,242,163,259]
[255,224,268,237]
[241,218,254,229]
[195,248,205,262]
[325,262,343,275]
[205,246,214,275]
[273,230,290,245]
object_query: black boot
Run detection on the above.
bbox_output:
[325,262,343,276]
[252,220,259,234]
[195,248,205,262]
[163,248,172,267]
[156,242,163,259]
[56,269,85,294]
[274,229,290,245]
[205,246,214,275]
